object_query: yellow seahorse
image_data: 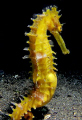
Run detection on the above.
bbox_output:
[9,5,70,120]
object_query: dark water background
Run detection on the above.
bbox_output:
[0,0,81,74]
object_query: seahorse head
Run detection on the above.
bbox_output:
[43,6,62,33]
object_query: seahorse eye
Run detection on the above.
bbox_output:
[58,25,62,32]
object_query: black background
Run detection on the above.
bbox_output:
[0,0,81,74]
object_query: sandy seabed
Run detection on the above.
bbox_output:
[0,71,82,120]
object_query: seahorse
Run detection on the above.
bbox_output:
[9,5,70,120]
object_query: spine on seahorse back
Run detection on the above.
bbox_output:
[9,6,70,120]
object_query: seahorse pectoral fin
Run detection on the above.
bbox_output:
[51,31,70,55]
